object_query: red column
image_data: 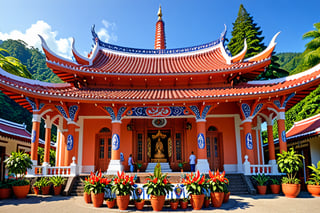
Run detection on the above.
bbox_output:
[242,121,255,163]
[277,111,287,153]
[196,120,207,159]
[65,123,78,166]
[31,119,40,164]
[267,124,276,161]
[43,126,51,165]
[111,121,121,160]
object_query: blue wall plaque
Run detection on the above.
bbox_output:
[112,134,120,150]
[31,130,36,143]
[246,133,253,150]
[281,130,286,143]
[197,133,205,149]
[67,135,74,151]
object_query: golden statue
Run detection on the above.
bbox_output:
[154,137,165,159]
[152,130,166,159]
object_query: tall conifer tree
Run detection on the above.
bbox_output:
[228,4,265,58]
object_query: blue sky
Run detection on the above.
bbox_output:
[1,0,319,59]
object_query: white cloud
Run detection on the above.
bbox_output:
[97,19,117,43]
[0,20,73,59]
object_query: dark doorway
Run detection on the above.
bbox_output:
[0,146,5,181]
[148,130,170,161]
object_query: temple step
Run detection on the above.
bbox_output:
[145,163,172,173]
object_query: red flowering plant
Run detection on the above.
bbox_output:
[182,170,207,195]
[85,170,112,194]
[143,163,173,196]
[111,171,136,196]
[207,170,229,193]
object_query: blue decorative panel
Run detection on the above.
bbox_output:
[67,134,74,151]
[252,103,263,117]
[273,100,281,108]
[283,93,295,108]
[116,107,127,120]
[174,184,183,198]
[201,105,211,119]
[112,134,120,150]
[281,131,286,143]
[56,105,68,119]
[26,97,37,110]
[126,107,189,117]
[31,130,36,143]
[190,106,201,119]
[69,105,79,121]
[241,103,251,118]
[246,133,253,150]
[197,133,205,149]
[92,25,220,55]
[104,107,116,120]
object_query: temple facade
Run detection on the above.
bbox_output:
[1,7,320,175]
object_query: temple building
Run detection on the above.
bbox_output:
[1,7,320,175]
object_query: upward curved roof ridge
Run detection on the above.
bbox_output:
[91,25,226,56]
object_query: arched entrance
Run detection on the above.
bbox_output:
[206,126,224,171]
[95,127,111,171]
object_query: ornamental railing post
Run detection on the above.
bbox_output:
[270,160,278,175]
[243,155,251,175]
[70,156,77,176]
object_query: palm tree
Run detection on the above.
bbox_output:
[302,22,320,68]
[0,48,32,79]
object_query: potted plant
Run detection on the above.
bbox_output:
[306,161,320,196]
[143,163,173,211]
[181,170,206,210]
[136,163,142,172]
[204,196,211,208]
[170,199,179,210]
[134,198,145,210]
[82,176,92,203]
[277,148,304,198]
[4,152,32,199]
[33,179,42,195]
[105,197,116,208]
[88,170,111,207]
[111,171,135,210]
[178,162,186,173]
[179,197,188,209]
[252,174,269,195]
[208,170,229,208]
[49,176,66,195]
[270,177,281,194]
[223,183,230,203]
[39,177,51,195]
[0,181,12,199]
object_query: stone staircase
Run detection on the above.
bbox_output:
[145,163,172,173]
[225,174,252,195]
[70,176,86,196]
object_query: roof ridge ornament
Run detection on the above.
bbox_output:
[158,5,162,21]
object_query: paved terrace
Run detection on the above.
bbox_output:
[0,192,319,213]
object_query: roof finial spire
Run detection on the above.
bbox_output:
[157,5,162,20]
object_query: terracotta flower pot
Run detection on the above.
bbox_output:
[223,192,230,203]
[270,184,280,194]
[53,185,62,196]
[257,185,267,195]
[41,186,50,195]
[180,200,188,209]
[83,192,92,203]
[170,201,179,210]
[307,185,320,197]
[210,192,224,208]
[0,188,12,199]
[116,194,130,210]
[106,199,116,208]
[91,192,104,207]
[33,186,40,195]
[204,198,210,208]
[135,200,145,210]
[12,185,30,199]
[282,183,301,198]
[191,194,204,210]
[150,195,166,211]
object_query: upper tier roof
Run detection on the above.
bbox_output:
[286,113,320,140]
[40,27,279,86]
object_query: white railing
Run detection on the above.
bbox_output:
[243,155,281,175]
[27,157,78,177]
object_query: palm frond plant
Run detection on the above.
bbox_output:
[252,174,269,186]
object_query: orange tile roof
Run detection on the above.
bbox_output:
[286,114,320,140]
